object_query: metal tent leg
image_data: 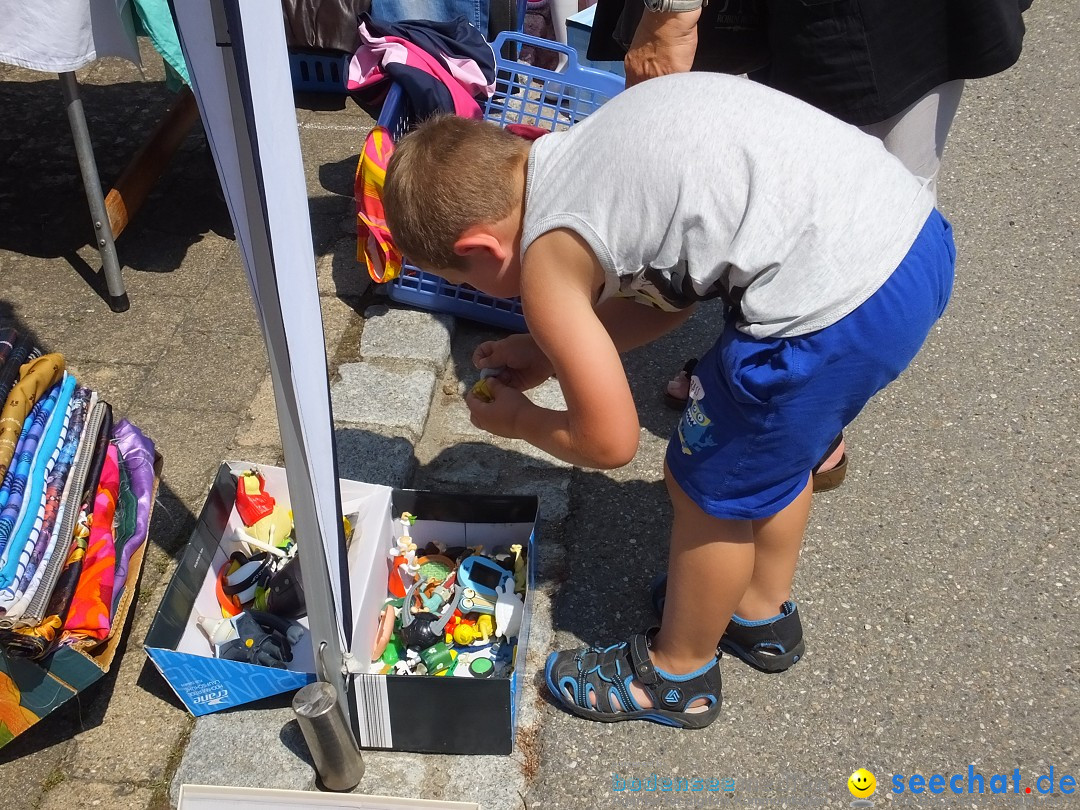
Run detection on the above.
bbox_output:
[59,71,130,312]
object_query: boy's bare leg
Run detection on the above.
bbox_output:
[620,462,754,710]
[622,465,811,710]
[737,475,813,620]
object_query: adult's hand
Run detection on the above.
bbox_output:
[624,8,700,87]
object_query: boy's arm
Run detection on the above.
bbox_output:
[595,297,696,352]
[469,229,640,469]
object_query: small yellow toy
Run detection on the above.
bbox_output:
[509,544,526,595]
[470,378,495,403]
[452,614,494,646]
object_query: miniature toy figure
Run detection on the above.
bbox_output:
[493,581,523,639]
[387,512,421,598]
[197,610,304,669]
[234,468,293,550]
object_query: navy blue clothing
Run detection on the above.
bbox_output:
[355,14,496,120]
[588,0,1031,126]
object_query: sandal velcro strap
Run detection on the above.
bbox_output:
[629,632,660,686]
[545,630,723,729]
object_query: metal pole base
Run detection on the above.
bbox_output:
[293,681,365,792]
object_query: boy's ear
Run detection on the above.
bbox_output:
[453,226,508,263]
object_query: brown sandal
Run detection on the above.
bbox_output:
[663,358,698,410]
[811,433,847,492]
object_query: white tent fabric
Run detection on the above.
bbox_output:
[169,0,353,721]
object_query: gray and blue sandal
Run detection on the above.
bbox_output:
[544,630,723,728]
[650,575,805,673]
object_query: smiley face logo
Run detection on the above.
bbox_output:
[848,768,876,798]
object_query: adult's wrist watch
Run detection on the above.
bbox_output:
[642,0,704,13]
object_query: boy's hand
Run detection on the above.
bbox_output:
[473,334,555,392]
[625,9,699,87]
[465,377,532,438]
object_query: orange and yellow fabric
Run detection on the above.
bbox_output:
[355,126,402,283]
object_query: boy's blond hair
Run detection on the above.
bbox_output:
[384,115,529,271]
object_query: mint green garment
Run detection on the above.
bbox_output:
[130,0,190,90]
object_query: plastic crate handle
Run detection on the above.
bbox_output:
[490,31,626,98]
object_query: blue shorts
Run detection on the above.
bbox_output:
[666,210,956,520]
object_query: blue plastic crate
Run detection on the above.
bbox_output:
[289,49,350,94]
[375,31,624,332]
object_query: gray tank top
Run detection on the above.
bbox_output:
[521,72,936,338]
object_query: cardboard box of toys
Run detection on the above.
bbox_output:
[0,456,162,749]
[145,462,538,755]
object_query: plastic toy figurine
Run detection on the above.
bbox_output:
[456,555,512,615]
[509,544,527,595]
[216,550,276,616]
[234,469,293,550]
[392,647,422,675]
[468,366,504,404]
[452,613,494,647]
[400,611,445,650]
[411,554,456,614]
[197,610,304,669]
[494,581,524,639]
[416,576,456,614]
[387,512,420,598]
[419,641,458,675]
[371,603,397,660]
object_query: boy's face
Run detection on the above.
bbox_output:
[436,253,522,300]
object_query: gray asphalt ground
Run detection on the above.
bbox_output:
[0,2,1076,808]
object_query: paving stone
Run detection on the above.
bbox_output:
[433,756,526,810]
[321,293,363,363]
[190,258,262,337]
[59,295,185,365]
[225,444,285,470]
[499,438,574,471]
[122,406,242,507]
[1,275,103,339]
[360,306,454,369]
[64,360,151,418]
[144,489,200,560]
[331,362,436,439]
[525,378,566,411]
[69,633,191,784]
[141,331,267,414]
[37,780,155,810]
[170,707,314,807]
[417,442,502,489]
[335,428,416,488]
[506,477,571,523]
[309,203,348,255]
[113,230,225,301]
[0,737,71,810]
[233,374,280,448]
[316,238,371,298]
[439,395,491,442]
[348,751,429,801]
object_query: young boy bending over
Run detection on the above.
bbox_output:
[383,72,955,728]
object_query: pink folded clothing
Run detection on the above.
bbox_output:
[347,14,496,121]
